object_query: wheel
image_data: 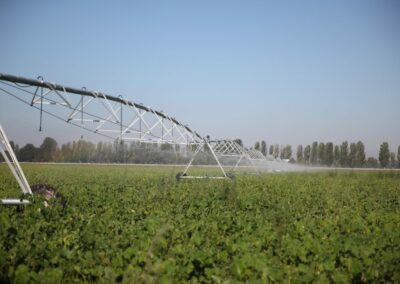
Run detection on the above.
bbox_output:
[176,172,187,181]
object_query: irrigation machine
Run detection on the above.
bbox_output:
[0,73,271,205]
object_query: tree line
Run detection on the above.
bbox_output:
[2,137,399,168]
[252,140,400,168]
[2,137,214,165]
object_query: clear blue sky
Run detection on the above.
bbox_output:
[1,0,399,157]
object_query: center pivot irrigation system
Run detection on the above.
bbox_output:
[0,73,270,205]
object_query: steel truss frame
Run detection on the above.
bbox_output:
[0,73,234,180]
[0,73,270,184]
[0,123,32,205]
[178,139,269,179]
[0,73,203,145]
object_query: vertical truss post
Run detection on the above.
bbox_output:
[119,95,123,137]
[0,123,32,205]
[39,86,43,131]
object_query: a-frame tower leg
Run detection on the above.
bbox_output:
[0,123,32,205]
[229,141,260,175]
[178,139,229,180]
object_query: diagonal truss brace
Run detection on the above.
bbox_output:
[210,140,261,174]
[178,139,229,180]
[0,123,32,205]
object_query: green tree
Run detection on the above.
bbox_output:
[286,145,293,159]
[356,141,366,167]
[318,142,325,165]
[379,142,390,168]
[18,144,38,161]
[60,142,71,161]
[39,137,58,162]
[340,141,349,167]
[254,141,260,151]
[366,157,378,168]
[333,145,340,166]
[325,142,334,166]
[349,142,357,168]
[390,152,396,168]
[273,144,279,159]
[296,145,303,163]
[310,141,318,165]
[261,140,267,156]
[304,145,311,164]
[280,145,292,160]
[9,141,19,155]
[269,145,274,155]
[80,140,93,161]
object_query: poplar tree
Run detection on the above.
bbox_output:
[297,145,303,163]
[287,145,293,159]
[390,152,396,168]
[304,145,311,164]
[310,141,318,165]
[379,142,390,168]
[334,145,340,166]
[349,142,357,168]
[340,141,349,167]
[269,145,274,156]
[261,140,267,156]
[280,145,292,159]
[325,142,334,166]
[273,144,279,159]
[280,146,285,159]
[318,142,325,165]
[356,141,366,167]
[254,141,260,151]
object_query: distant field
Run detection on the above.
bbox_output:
[1,164,399,283]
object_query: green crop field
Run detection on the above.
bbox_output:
[0,164,399,283]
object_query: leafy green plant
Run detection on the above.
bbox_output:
[1,165,399,282]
